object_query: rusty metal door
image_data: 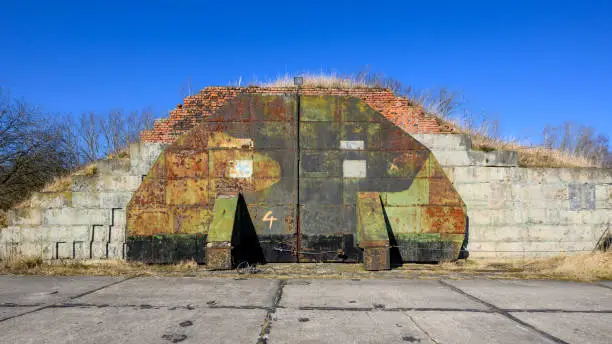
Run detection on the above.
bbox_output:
[297,96,363,262]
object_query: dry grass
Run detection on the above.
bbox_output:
[470,133,596,168]
[106,147,130,160]
[439,252,612,281]
[40,162,99,193]
[0,210,7,228]
[41,174,73,192]
[0,258,200,277]
[1,253,609,281]
[261,72,375,88]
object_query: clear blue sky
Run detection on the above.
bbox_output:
[1,1,610,141]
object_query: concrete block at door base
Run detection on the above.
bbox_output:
[362,247,390,271]
[206,244,232,270]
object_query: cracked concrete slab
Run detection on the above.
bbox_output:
[407,311,557,344]
[270,308,430,343]
[443,279,612,311]
[72,277,278,308]
[280,279,488,310]
[0,275,123,305]
[1,276,610,343]
[0,305,266,344]
[510,312,612,344]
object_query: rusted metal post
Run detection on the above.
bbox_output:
[295,79,302,261]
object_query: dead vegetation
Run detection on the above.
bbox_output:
[0,258,200,277]
[439,252,612,282]
[261,72,377,89]
[1,253,609,282]
[0,209,7,227]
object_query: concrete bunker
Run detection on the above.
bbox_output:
[126,94,467,270]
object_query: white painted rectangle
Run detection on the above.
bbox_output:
[343,160,367,178]
[340,140,364,150]
[229,160,253,178]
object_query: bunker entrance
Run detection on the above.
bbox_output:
[126,94,467,270]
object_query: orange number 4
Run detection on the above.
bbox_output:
[263,211,278,229]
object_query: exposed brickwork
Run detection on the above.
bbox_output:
[140,86,456,143]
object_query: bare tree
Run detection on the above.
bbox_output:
[100,109,126,155]
[0,90,71,209]
[79,112,101,163]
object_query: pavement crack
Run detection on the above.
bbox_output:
[256,279,286,344]
[406,313,439,344]
[438,280,570,344]
[0,277,133,323]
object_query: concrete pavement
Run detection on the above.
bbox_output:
[0,276,610,344]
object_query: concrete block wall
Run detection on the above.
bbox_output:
[0,142,165,261]
[448,167,610,257]
[416,133,611,257]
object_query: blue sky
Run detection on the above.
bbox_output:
[1,1,610,141]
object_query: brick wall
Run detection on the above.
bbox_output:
[140,86,456,143]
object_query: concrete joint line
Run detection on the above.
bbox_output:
[506,309,612,314]
[437,280,569,344]
[256,279,286,344]
[596,282,612,291]
[0,277,133,323]
[296,306,496,313]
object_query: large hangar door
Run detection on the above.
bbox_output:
[235,95,300,263]
[297,96,367,262]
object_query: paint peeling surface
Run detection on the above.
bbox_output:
[126,94,467,265]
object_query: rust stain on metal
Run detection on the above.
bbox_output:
[127,93,467,266]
